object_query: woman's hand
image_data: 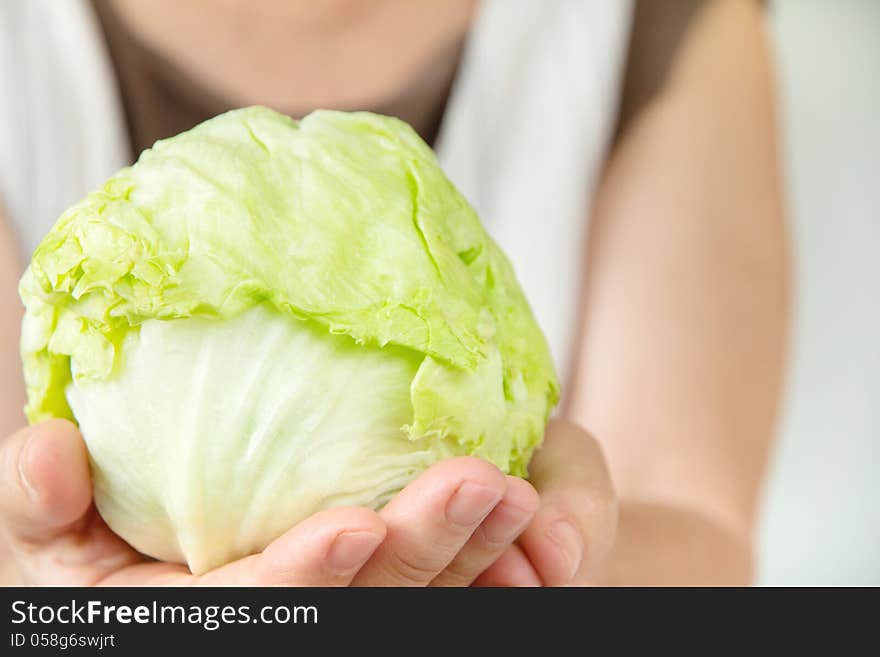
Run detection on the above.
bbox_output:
[0,419,543,586]
[475,419,618,586]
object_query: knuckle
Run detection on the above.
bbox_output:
[543,486,617,557]
[474,523,515,552]
[436,456,505,484]
[432,528,508,585]
[382,547,446,585]
[433,559,475,587]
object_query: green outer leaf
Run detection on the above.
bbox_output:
[20,107,559,474]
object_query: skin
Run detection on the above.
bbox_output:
[102,0,478,114]
[0,0,786,585]
[0,419,600,586]
[568,0,788,584]
[0,212,26,440]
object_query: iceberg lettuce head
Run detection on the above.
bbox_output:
[19,107,558,573]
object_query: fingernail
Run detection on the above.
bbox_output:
[548,520,583,581]
[481,504,535,544]
[327,531,383,571]
[446,482,503,526]
[18,428,39,501]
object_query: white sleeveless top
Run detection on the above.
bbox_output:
[0,0,633,384]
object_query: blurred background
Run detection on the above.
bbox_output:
[758,0,879,585]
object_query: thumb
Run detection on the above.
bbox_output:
[0,419,93,544]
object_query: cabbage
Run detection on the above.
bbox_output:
[19,107,559,574]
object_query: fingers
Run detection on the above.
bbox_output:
[472,544,542,587]
[1,419,611,588]
[0,420,93,544]
[351,456,507,586]
[430,475,539,587]
[197,507,386,586]
[519,419,618,586]
[0,420,144,585]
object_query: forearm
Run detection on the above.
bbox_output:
[590,500,752,586]
[0,204,27,437]
[568,0,786,584]
[0,203,27,586]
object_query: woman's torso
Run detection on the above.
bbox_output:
[0,0,634,383]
